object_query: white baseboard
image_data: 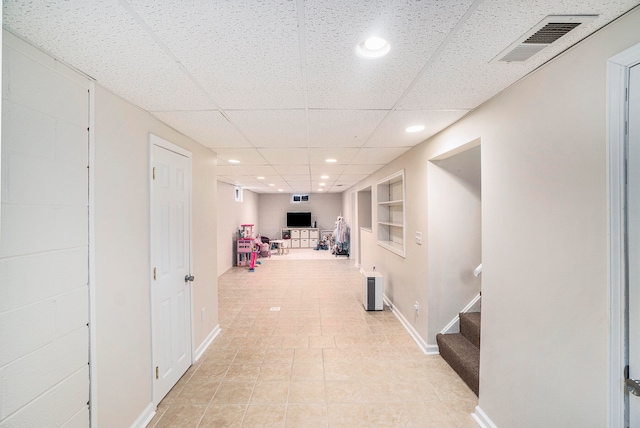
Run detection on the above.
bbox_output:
[194,324,221,361]
[130,403,155,428]
[440,293,482,335]
[218,264,233,277]
[383,294,434,355]
[425,344,439,355]
[472,406,497,428]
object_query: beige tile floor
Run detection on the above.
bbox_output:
[147,256,478,428]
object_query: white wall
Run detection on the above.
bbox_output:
[1,32,90,426]
[259,193,343,239]
[94,88,218,425]
[344,8,640,426]
[427,145,481,342]
[217,181,259,275]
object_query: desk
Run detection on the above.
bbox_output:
[270,239,289,255]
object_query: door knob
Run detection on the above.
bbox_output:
[185,275,195,282]
[626,378,640,396]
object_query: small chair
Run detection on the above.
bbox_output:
[281,239,289,254]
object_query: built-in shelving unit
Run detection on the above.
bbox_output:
[377,170,405,257]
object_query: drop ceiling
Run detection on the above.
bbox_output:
[3,0,639,193]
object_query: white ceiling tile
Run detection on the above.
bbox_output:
[365,110,469,147]
[350,147,411,165]
[304,0,476,109]
[128,0,305,110]
[281,175,312,182]
[152,110,251,148]
[309,148,359,165]
[342,164,385,175]
[216,165,248,177]
[308,109,388,147]
[3,0,214,111]
[273,165,311,175]
[259,148,309,165]
[213,148,268,165]
[400,0,640,110]
[309,164,347,176]
[235,166,280,177]
[5,0,639,195]
[225,110,308,148]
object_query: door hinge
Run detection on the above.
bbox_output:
[155,366,159,379]
[153,267,157,280]
[152,167,156,180]
[625,365,630,380]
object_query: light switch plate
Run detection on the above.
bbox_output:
[416,232,423,245]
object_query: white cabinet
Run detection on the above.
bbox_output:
[377,170,405,257]
[281,228,319,248]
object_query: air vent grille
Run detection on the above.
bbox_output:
[491,15,597,63]
[523,22,581,44]
[499,45,547,62]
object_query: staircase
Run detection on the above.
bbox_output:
[436,312,481,396]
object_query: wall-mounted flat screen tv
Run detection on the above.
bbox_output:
[287,212,311,227]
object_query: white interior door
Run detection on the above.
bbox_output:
[628,63,640,426]
[151,139,193,404]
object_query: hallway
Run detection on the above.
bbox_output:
[147,257,477,427]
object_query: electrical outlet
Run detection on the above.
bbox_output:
[414,301,420,314]
[201,307,206,321]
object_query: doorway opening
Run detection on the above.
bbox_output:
[426,142,482,347]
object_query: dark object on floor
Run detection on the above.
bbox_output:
[436,312,481,396]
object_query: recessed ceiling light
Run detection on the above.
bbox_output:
[326,158,337,163]
[228,159,240,164]
[405,125,425,133]
[355,36,390,59]
[257,176,265,180]
[278,189,283,192]
[321,175,329,179]
[269,183,275,187]
[318,188,323,192]
[319,183,326,186]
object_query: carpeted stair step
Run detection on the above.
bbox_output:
[460,312,481,348]
[436,332,480,396]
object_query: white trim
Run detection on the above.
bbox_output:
[194,325,221,361]
[88,81,98,427]
[148,133,194,405]
[383,294,436,355]
[440,293,482,335]
[129,403,156,428]
[607,41,640,428]
[472,406,498,428]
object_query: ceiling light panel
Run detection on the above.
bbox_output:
[304,0,476,109]
[214,148,268,165]
[366,110,469,148]
[399,0,631,110]
[350,148,410,165]
[151,110,251,148]
[225,110,307,148]
[308,109,388,147]
[3,0,214,112]
[309,148,359,165]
